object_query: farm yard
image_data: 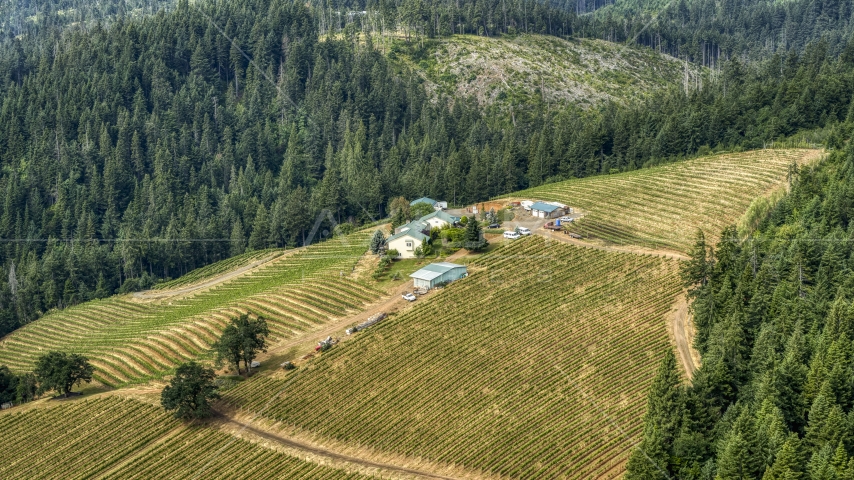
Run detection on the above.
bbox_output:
[514,149,820,252]
[0,396,377,479]
[0,230,384,387]
[220,236,682,479]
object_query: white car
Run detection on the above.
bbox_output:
[503,231,521,239]
[250,361,261,368]
[559,216,574,223]
[402,293,417,302]
[517,227,532,236]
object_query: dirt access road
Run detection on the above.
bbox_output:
[214,412,463,480]
[535,228,697,379]
[132,253,281,301]
[258,280,423,363]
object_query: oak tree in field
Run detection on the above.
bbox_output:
[34,352,94,398]
[213,314,269,376]
[161,361,220,420]
[213,323,244,375]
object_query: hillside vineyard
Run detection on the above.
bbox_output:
[221,237,682,478]
[0,231,382,386]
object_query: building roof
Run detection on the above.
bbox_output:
[419,210,460,224]
[530,201,561,213]
[387,229,429,244]
[410,197,437,207]
[398,220,428,233]
[409,262,467,281]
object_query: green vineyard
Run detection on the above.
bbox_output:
[153,249,281,290]
[0,231,384,387]
[515,149,818,252]
[0,396,376,479]
[221,236,682,479]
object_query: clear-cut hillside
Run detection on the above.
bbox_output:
[393,34,692,108]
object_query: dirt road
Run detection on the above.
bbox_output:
[260,281,418,362]
[133,253,281,301]
[536,228,698,378]
[215,412,462,480]
[537,229,689,261]
[668,296,699,379]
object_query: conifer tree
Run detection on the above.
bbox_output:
[625,349,684,479]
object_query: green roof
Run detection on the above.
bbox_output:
[410,197,437,206]
[419,210,460,224]
[387,229,429,244]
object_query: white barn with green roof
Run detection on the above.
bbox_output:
[409,262,468,289]
[386,228,429,259]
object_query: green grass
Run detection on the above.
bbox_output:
[221,236,682,479]
[0,230,385,387]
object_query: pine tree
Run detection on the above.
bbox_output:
[762,433,804,480]
[625,349,684,479]
[370,230,386,255]
[248,205,270,251]
[463,215,487,251]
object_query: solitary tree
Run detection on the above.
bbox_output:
[370,229,386,255]
[34,352,94,398]
[213,315,270,376]
[161,361,220,420]
[213,323,243,375]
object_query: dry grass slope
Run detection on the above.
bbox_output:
[516,149,819,252]
[221,236,682,479]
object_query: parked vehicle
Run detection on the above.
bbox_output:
[315,336,338,352]
[488,223,501,229]
[503,231,521,239]
[250,361,261,368]
[559,216,574,222]
[402,293,417,302]
[517,227,532,236]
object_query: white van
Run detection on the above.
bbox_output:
[517,227,531,236]
[503,231,520,239]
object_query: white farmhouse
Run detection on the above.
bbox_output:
[419,210,460,230]
[386,228,429,259]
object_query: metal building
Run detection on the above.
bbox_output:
[409,262,468,289]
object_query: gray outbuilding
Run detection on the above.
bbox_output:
[410,262,468,289]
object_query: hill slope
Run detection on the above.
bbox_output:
[0,230,383,387]
[222,237,682,478]
[393,34,691,109]
[515,149,820,252]
[0,396,377,479]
